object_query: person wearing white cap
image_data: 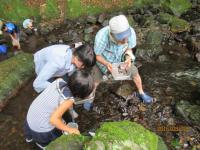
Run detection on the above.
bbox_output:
[94,15,153,104]
[23,19,33,29]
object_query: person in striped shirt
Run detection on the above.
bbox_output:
[24,70,94,149]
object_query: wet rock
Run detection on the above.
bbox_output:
[192,21,200,34]
[83,34,92,43]
[157,55,169,62]
[170,68,200,80]
[87,15,97,24]
[167,117,175,126]
[84,26,96,34]
[85,121,168,150]
[127,15,137,27]
[186,37,200,62]
[40,27,50,35]
[196,53,200,62]
[19,31,28,42]
[102,19,109,27]
[135,44,163,62]
[47,34,57,44]
[143,16,159,27]
[176,101,200,124]
[24,28,33,35]
[116,83,134,98]
[98,13,106,24]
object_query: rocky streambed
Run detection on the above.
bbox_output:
[0,0,200,149]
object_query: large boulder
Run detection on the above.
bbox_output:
[85,121,167,150]
[0,53,34,111]
[46,121,167,150]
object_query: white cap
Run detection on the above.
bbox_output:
[109,15,131,40]
[23,19,32,29]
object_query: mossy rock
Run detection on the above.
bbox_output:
[176,101,200,125]
[160,0,192,17]
[0,53,34,111]
[146,30,163,45]
[85,121,167,150]
[157,13,190,33]
[46,135,90,150]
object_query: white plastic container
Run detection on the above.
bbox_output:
[111,62,131,80]
[64,122,79,135]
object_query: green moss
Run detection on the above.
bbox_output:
[86,121,167,150]
[0,53,34,108]
[158,12,190,33]
[46,134,90,150]
[46,121,167,150]
[160,0,192,17]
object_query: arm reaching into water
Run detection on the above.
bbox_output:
[50,99,80,135]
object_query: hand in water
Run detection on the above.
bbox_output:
[67,128,80,135]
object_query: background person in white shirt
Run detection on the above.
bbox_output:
[33,44,96,93]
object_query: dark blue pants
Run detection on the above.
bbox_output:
[24,120,62,147]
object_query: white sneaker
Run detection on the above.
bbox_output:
[36,143,46,150]
[25,138,33,143]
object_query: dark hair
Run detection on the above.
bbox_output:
[68,70,94,99]
[73,44,96,68]
[2,24,6,31]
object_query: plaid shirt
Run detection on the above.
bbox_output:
[94,26,136,74]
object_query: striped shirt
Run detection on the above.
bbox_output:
[33,44,75,93]
[94,26,136,74]
[27,78,74,132]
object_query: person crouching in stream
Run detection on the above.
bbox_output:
[1,21,21,54]
[24,70,95,149]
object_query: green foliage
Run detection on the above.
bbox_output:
[158,12,190,33]
[0,53,34,106]
[0,0,39,23]
[160,0,192,16]
[43,0,60,19]
[171,139,181,149]
[133,0,160,8]
[67,0,134,18]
